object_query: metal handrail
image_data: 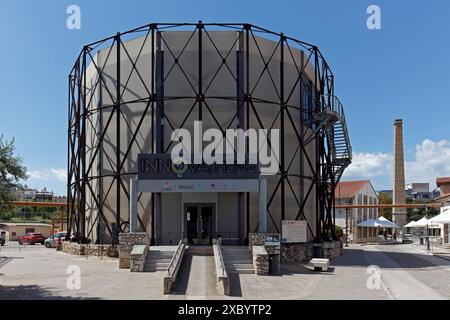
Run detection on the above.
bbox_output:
[321,94,352,161]
[214,240,227,278]
[167,238,185,277]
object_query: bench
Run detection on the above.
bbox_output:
[309,258,330,271]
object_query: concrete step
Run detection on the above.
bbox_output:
[227,267,254,274]
[148,251,175,256]
[222,255,252,259]
[224,261,253,266]
[144,249,175,272]
[144,266,167,272]
[226,263,253,269]
[145,262,169,267]
[146,258,172,263]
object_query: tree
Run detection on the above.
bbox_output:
[0,135,28,202]
[378,192,392,220]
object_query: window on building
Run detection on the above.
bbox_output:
[301,77,313,121]
[25,228,35,234]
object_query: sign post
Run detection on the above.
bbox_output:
[281,220,307,243]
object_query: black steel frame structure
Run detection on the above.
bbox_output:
[68,22,352,244]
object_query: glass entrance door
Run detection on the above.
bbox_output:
[185,204,214,245]
[199,206,213,245]
[186,206,199,244]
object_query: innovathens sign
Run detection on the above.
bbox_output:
[170,121,279,176]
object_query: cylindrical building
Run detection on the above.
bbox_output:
[68,23,351,245]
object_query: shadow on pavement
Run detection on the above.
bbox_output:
[228,273,242,297]
[334,247,450,269]
[0,256,24,268]
[170,252,192,295]
[280,262,335,276]
[0,285,100,300]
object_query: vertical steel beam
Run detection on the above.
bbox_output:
[67,75,72,237]
[115,33,121,244]
[75,60,81,238]
[155,30,164,244]
[258,178,267,233]
[81,47,87,240]
[98,71,104,243]
[280,34,285,223]
[299,51,305,218]
[198,21,203,121]
[129,178,138,233]
[237,31,245,244]
[245,24,250,239]
[151,24,156,244]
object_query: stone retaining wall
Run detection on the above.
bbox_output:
[61,242,118,258]
[281,240,343,262]
[248,233,265,250]
[118,233,150,269]
[249,233,343,262]
[252,246,269,275]
[130,245,149,272]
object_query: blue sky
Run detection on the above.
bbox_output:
[0,0,449,195]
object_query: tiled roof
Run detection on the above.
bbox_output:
[436,177,450,186]
[335,180,370,198]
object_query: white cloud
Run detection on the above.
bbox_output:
[343,139,450,189]
[405,139,450,185]
[28,168,67,182]
[344,152,391,178]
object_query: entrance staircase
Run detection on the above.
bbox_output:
[221,246,254,274]
[144,246,176,272]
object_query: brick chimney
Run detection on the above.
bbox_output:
[392,119,406,228]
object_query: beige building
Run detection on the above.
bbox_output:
[335,180,379,243]
[0,223,52,241]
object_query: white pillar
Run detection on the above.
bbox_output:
[129,177,138,233]
[258,178,267,233]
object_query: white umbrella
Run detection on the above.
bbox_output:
[404,220,417,228]
[378,216,400,228]
[430,207,450,224]
[357,219,386,228]
[412,217,428,227]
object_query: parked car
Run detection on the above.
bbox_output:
[18,233,46,245]
[44,232,67,248]
[402,233,413,244]
[0,235,5,246]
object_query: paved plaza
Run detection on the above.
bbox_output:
[1,242,450,299]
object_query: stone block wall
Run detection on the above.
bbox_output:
[61,242,118,258]
[248,233,265,251]
[252,246,269,275]
[281,243,314,262]
[280,240,343,262]
[118,233,150,269]
[130,245,149,272]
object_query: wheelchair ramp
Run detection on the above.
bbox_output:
[171,246,221,297]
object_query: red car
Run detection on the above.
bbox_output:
[18,233,46,245]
